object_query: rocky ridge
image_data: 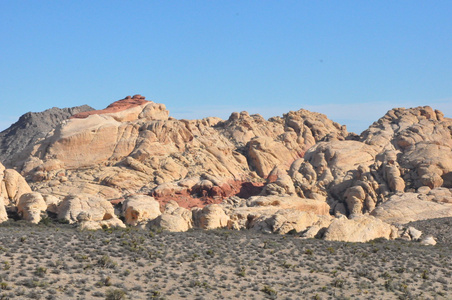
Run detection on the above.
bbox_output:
[1,95,451,243]
[0,105,94,169]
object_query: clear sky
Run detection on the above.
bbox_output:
[1,1,451,133]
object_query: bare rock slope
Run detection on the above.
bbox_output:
[0,104,94,168]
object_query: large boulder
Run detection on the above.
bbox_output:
[57,194,118,224]
[42,194,62,214]
[370,192,452,224]
[151,200,193,232]
[17,192,47,223]
[0,196,8,223]
[79,217,126,230]
[122,195,161,226]
[323,215,397,242]
[193,204,229,229]
[247,195,330,216]
[2,169,32,205]
[225,194,332,234]
[250,209,332,234]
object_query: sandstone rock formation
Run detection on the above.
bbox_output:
[1,96,451,243]
[0,105,94,168]
[0,162,32,206]
[2,168,32,205]
[5,95,350,211]
[122,195,161,226]
[286,106,452,220]
[370,192,452,224]
[57,193,122,227]
[323,215,397,242]
[0,196,7,223]
[151,201,193,232]
[17,192,47,223]
[193,204,230,230]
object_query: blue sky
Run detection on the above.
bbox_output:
[1,1,451,133]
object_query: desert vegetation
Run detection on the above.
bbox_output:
[0,217,450,299]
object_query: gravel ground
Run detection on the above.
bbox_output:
[0,218,451,300]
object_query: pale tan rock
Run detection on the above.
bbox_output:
[57,194,116,224]
[361,106,452,151]
[0,196,8,223]
[226,206,269,231]
[247,195,330,216]
[420,236,437,246]
[194,204,229,230]
[290,140,379,214]
[151,201,193,232]
[323,215,397,242]
[251,210,333,234]
[225,195,332,234]
[43,194,62,214]
[417,186,431,194]
[152,213,191,232]
[17,192,47,224]
[3,169,32,204]
[79,217,126,231]
[163,200,180,214]
[371,193,452,224]
[428,188,452,203]
[344,186,366,215]
[301,225,322,239]
[384,161,405,193]
[408,226,422,240]
[261,167,296,196]
[304,141,378,173]
[122,195,161,226]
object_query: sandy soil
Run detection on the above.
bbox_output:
[0,218,451,300]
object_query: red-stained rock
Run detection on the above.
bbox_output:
[152,179,264,210]
[71,95,148,119]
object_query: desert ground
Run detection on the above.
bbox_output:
[0,217,450,300]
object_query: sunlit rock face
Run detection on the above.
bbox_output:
[1,97,452,242]
[4,95,348,208]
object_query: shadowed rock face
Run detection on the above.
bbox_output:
[0,104,94,168]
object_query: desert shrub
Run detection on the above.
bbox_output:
[261,285,277,297]
[105,288,126,300]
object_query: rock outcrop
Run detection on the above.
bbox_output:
[5,95,350,211]
[1,96,451,243]
[323,215,397,242]
[0,196,8,223]
[17,192,47,223]
[122,195,161,226]
[370,192,452,224]
[0,105,94,168]
[286,106,452,220]
[193,204,230,230]
[57,193,122,226]
[151,201,193,232]
[0,162,32,205]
